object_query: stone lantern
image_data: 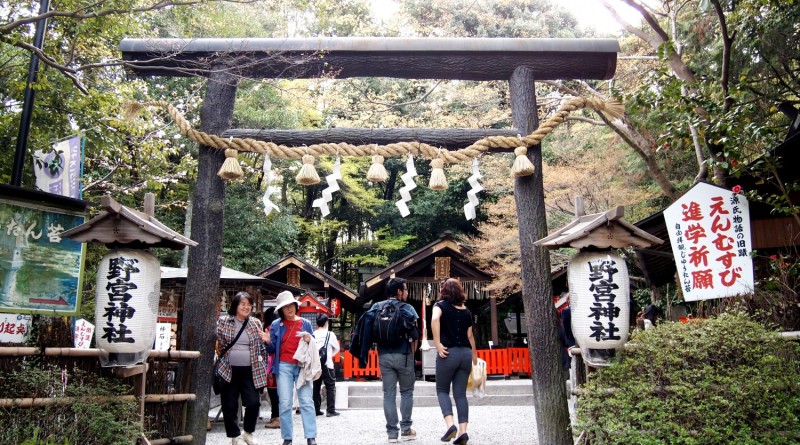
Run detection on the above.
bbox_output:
[535,200,662,366]
[62,194,197,367]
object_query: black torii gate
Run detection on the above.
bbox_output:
[120,37,618,445]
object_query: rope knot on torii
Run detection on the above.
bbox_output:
[126,96,623,187]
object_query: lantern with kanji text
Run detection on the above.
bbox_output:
[535,201,662,366]
[95,248,160,366]
[62,194,196,367]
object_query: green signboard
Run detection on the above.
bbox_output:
[0,197,86,315]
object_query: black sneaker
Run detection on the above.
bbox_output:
[315,411,324,416]
[325,411,340,417]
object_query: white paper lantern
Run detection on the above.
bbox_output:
[95,248,160,367]
[568,251,630,366]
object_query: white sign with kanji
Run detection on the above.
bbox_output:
[155,323,172,351]
[0,313,32,343]
[663,182,754,301]
[73,318,94,349]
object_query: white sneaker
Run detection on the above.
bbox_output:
[241,432,259,445]
[232,436,247,445]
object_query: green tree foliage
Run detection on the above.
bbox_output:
[603,0,798,192]
[400,0,583,38]
[222,181,298,274]
[576,312,800,444]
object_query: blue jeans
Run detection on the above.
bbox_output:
[378,352,415,437]
[277,362,316,440]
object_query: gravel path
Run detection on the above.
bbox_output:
[205,404,539,445]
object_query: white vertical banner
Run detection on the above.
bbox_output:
[32,135,82,199]
[155,323,172,351]
[663,182,754,301]
[73,318,95,349]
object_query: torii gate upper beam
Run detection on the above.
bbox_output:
[120,37,619,81]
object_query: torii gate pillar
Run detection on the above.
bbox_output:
[511,66,570,445]
[182,66,238,442]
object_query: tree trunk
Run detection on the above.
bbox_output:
[384,165,398,201]
[180,68,239,445]
[603,114,679,201]
[510,66,572,445]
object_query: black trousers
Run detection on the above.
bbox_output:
[313,366,336,413]
[267,385,279,419]
[221,366,261,437]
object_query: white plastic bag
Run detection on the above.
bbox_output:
[469,358,487,398]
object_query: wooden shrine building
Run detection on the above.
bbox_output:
[359,232,491,336]
[255,252,359,321]
[159,266,303,347]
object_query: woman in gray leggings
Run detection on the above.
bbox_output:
[431,278,477,445]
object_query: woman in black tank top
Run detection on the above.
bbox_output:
[431,278,477,445]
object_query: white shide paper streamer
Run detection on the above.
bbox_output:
[395,154,418,217]
[463,157,483,220]
[311,157,342,218]
[262,156,280,216]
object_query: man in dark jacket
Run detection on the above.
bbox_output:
[355,278,419,443]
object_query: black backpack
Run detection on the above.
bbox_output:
[372,300,406,347]
[319,332,330,364]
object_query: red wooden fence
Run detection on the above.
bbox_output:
[342,348,530,379]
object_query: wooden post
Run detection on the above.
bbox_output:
[144,193,155,217]
[181,66,239,445]
[510,65,572,445]
[574,195,585,217]
[490,296,499,347]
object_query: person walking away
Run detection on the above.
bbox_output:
[637,304,662,330]
[264,291,319,445]
[370,277,420,443]
[313,314,341,417]
[431,278,477,445]
[261,310,281,429]
[216,291,269,445]
[264,352,280,428]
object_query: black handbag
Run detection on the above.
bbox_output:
[213,318,248,395]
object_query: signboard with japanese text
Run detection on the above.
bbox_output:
[73,318,94,349]
[155,323,172,351]
[157,301,178,323]
[0,313,32,343]
[329,297,340,318]
[0,198,86,315]
[663,182,754,301]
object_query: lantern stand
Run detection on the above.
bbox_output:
[534,197,663,376]
[62,193,197,437]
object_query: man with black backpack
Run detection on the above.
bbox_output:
[369,277,420,443]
